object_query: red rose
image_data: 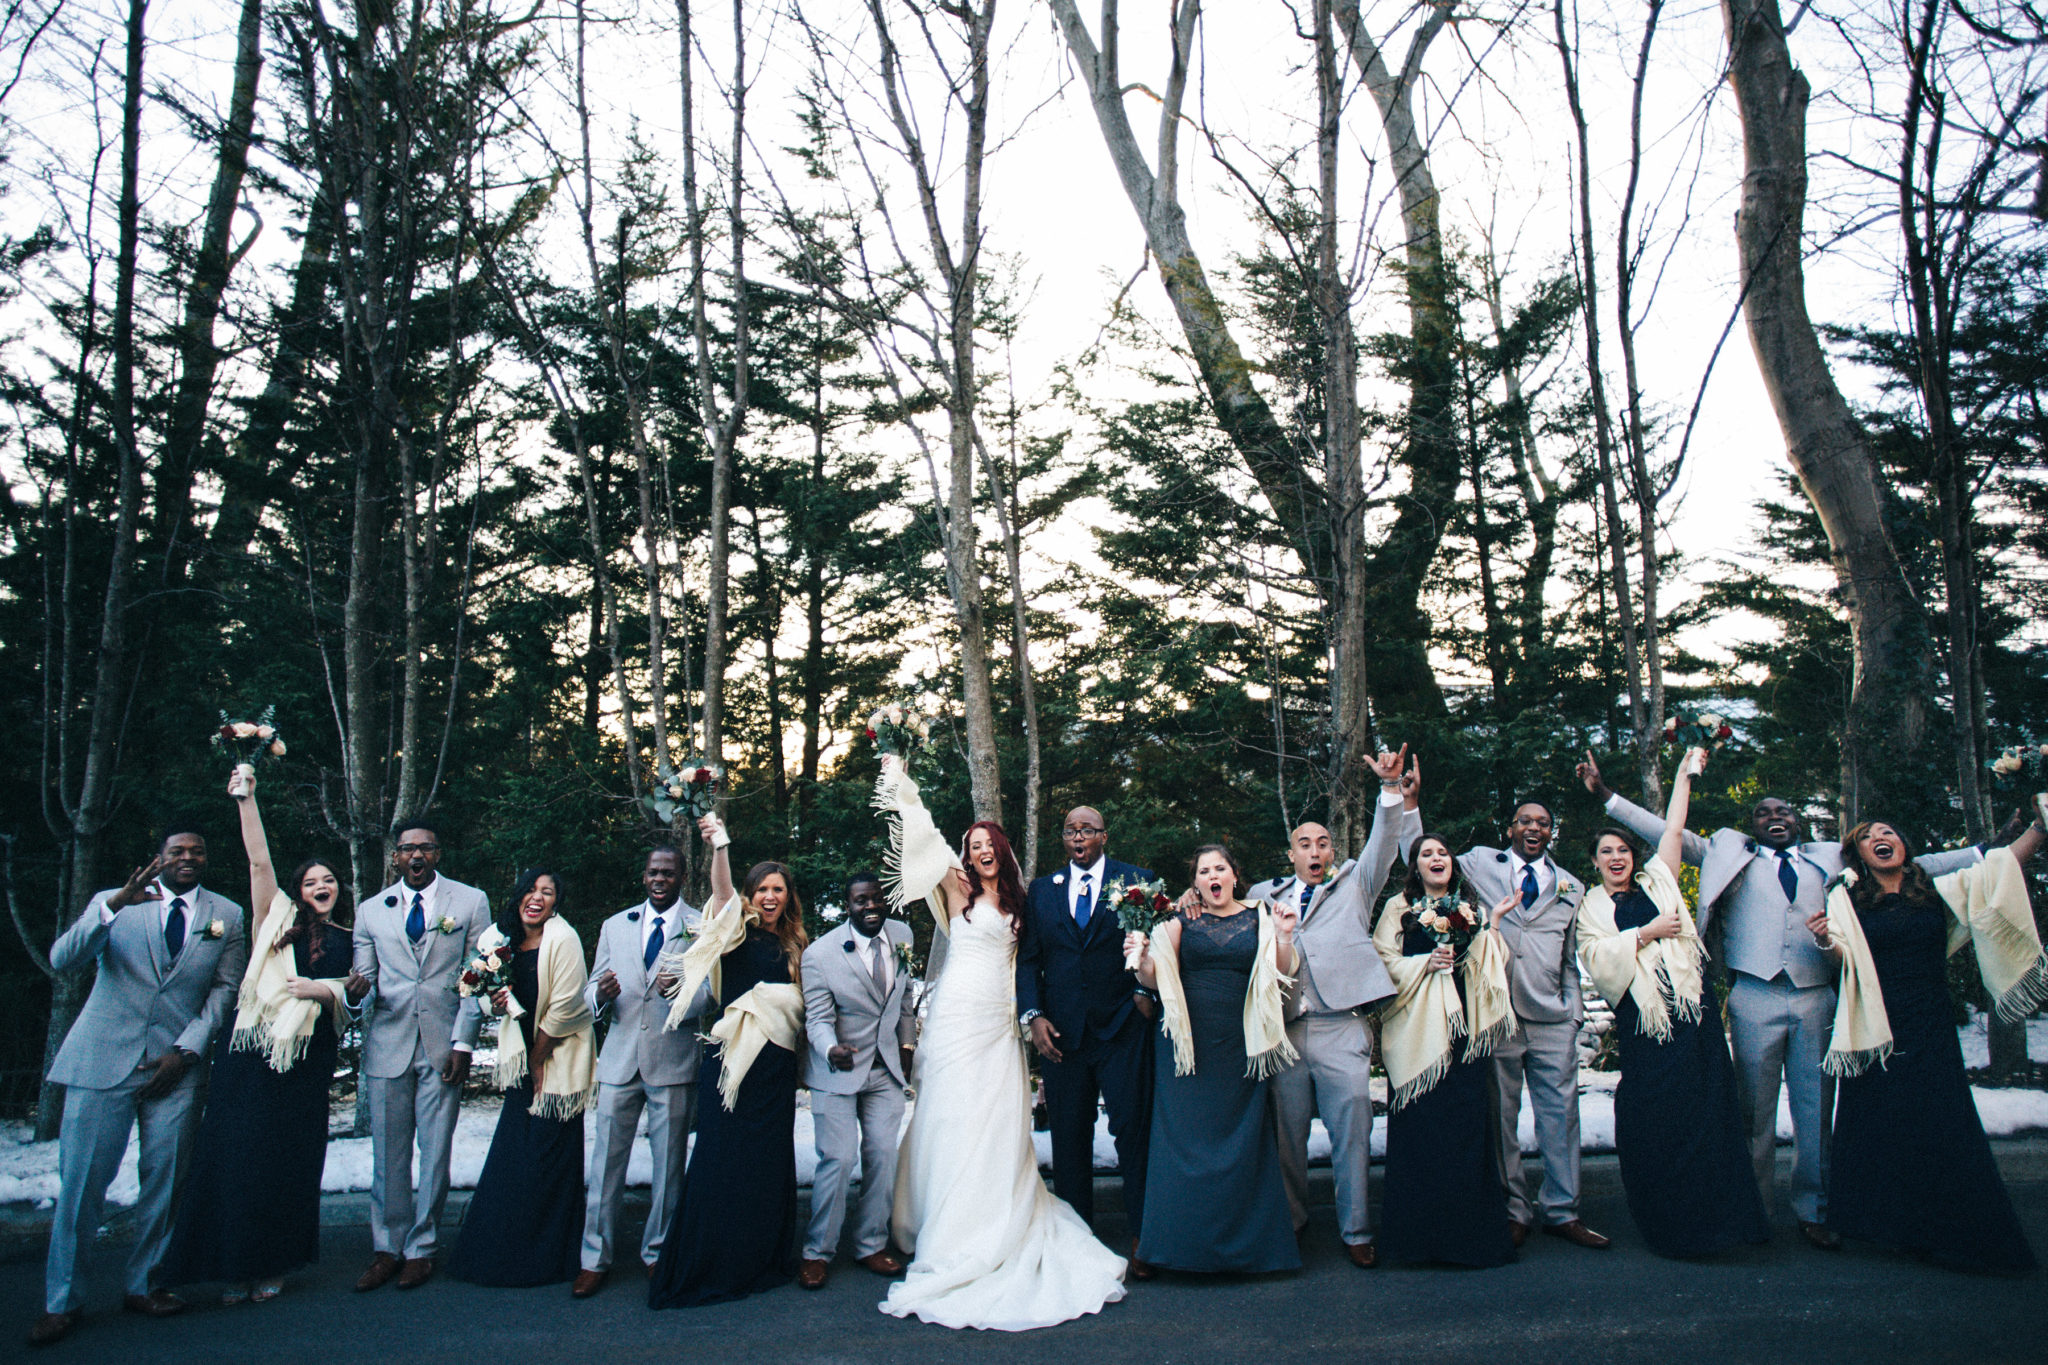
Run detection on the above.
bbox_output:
[461,970,479,986]
[694,767,712,784]
[866,728,877,740]
[1716,725,1733,739]
[1152,893,1171,914]
[1125,887,1144,905]
[219,725,236,739]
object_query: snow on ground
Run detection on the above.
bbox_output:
[5,1020,2046,1210]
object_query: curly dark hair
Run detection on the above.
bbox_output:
[496,867,566,944]
[1840,820,1939,916]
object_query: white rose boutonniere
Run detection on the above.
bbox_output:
[203,919,226,940]
[893,941,917,977]
[436,915,460,934]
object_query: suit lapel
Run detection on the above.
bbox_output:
[134,895,167,982]
[620,909,650,997]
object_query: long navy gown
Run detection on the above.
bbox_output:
[1827,891,2037,1275]
[163,918,350,1286]
[1379,918,1515,1268]
[1609,888,1769,1258]
[1136,910,1298,1274]
[648,927,800,1307]
[448,947,586,1286]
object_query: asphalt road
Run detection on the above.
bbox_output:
[4,1144,2046,1365]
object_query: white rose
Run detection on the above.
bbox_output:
[255,724,275,739]
[668,783,683,798]
[1699,712,1723,730]
[232,721,259,738]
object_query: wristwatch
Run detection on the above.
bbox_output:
[1019,1008,1042,1029]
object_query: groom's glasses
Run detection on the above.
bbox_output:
[1062,825,1104,837]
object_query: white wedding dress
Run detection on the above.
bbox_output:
[881,899,1127,1331]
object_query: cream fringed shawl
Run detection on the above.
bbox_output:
[871,764,968,987]
[1575,858,1707,1044]
[1149,906,1298,1080]
[1823,846,2047,1077]
[659,893,805,1110]
[1371,893,1512,1111]
[479,916,596,1119]
[230,891,348,1073]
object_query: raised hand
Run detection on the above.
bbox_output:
[1371,744,1410,786]
[1400,754,1422,805]
[227,762,256,800]
[1576,750,1611,800]
[1272,898,1299,941]
[1680,746,1708,780]
[697,814,728,848]
[108,857,167,911]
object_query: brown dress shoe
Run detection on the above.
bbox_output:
[396,1258,436,1289]
[1127,1238,1157,1281]
[1509,1221,1531,1249]
[27,1312,79,1347]
[1800,1220,1843,1251]
[1345,1241,1379,1269]
[798,1259,830,1290]
[855,1250,905,1276]
[1541,1219,1612,1249]
[571,1269,608,1299]
[356,1252,402,1292]
[122,1291,186,1318]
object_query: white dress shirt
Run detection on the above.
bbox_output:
[851,926,893,994]
[1507,850,1556,902]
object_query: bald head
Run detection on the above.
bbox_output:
[1062,806,1107,868]
[1288,822,1336,886]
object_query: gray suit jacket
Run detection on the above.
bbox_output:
[1602,793,1983,988]
[48,885,249,1090]
[1456,847,1585,1024]
[802,921,917,1095]
[1248,796,1418,1019]
[352,875,492,1078]
[587,900,709,1088]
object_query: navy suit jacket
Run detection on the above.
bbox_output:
[1016,857,1155,1047]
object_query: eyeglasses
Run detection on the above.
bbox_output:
[395,843,441,855]
[1062,826,1105,837]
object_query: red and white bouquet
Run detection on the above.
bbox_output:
[1662,708,1733,752]
[212,705,286,765]
[867,702,937,771]
[452,937,522,1018]
[1405,892,1484,957]
[645,758,724,825]
[1110,876,1173,971]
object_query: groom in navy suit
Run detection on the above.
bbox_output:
[1017,806,1156,1273]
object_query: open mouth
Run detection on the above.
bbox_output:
[1872,842,1897,860]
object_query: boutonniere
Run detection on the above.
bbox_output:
[436,915,460,934]
[202,918,226,940]
[894,941,917,976]
[1053,873,1066,885]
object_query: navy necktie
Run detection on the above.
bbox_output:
[1299,884,1314,917]
[164,896,187,960]
[406,891,426,944]
[1074,873,1093,932]
[1777,850,1800,904]
[1520,864,1539,909]
[644,913,666,970]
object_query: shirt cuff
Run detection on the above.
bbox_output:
[100,902,119,926]
[1603,793,1622,812]
[1378,789,1404,807]
[449,1041,473,1054]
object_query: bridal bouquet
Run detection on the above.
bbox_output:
[1406,893,1484,957]
[453,938,522,1017]
[1110,876,1172,971]
[1661,708,1733,752]
[866,702,937,771]
[644,758,725,825]
[1986,741,2047,789]
[211,706,287,765]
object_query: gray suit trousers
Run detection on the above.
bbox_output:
[45,1069,202,1311]
[1492,1017,1581,1226]
[1727,971,1835,1224]
[1271,1012,1375,1244]
[581,1078,696,1272]
[367,1050,462,1259]
[804,1070,907,1261]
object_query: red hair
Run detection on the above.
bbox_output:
[961,820,1027,934]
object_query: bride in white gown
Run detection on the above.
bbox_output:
[874,759,1126,1331]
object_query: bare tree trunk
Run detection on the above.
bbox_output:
[1722,0,1933,821]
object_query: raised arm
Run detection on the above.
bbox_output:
[697,815,734,909]
[1657,748,1705,881]
[1583,750,1709,865]
[230,764,283,941]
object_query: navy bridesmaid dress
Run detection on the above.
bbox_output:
[1828,891,2036,1275]
[448,947,586,1287]
[1608,887,1769,1258]
[1136,909,1299,1274]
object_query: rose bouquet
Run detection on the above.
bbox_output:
[644,758,724,825]
[211,706,287,765]
[1109,876,1172,971]
[1985,741,2047,789]
[452,938,522,1018]
[866,702,937,772]
[1661,708,1734,752]
[1405,892,1484,957]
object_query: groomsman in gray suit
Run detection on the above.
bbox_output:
[572,833,725,1299]
[797,873,916,1289]
[1458,800,1610,1250]
[32,825,248,1347]
[1580,753,1983,1249]
[351,823,492,1292]
[1245,749,1418,1268]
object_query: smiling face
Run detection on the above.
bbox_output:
[519,875,558,931]
[297,863,341,919]
[1194,851,1236,909]
[1751,798,1800,850]
[159,833,207,893]
[643,848,682,911]
[966,828,1002,887]
[848,879,888,938]
[396,828,442,890]
[1855,822,1908,874]
[1062,808,1106,869]
[1509,804,1553,860]
[1288,823,1335,887]
[1414,838,1454,895]
[752,872,789,930]
[1594,833,1637,891]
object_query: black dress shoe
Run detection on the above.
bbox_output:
[27,1312,79,1347]
[1540,1219,1612,1249]
[1800,1220,1842,1251]
[1509,1220,1531,1249]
